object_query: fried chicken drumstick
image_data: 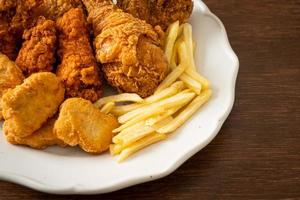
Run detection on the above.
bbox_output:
[82,0,168,97]
[56,8,103,102]
[16,17,57,76]
[117,0,193,30]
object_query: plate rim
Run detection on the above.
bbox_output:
[0,0,239,194]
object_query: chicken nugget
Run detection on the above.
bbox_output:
[6,117,66,149]
[54,98,119,154]
[2,72,65,138]
[0,53,24,119]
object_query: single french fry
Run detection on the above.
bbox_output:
[157,89,212,134]
[118,91,196,124]
[155,42,189,93]
[179,73,202,95]
[118,133,167,162]
[183,23,196,70]
[178,24,184,37]
[94,93,143,108]
[164,21,180,64]
[110,144,123,155]
[100,102,115,114]
[170,34,184,69]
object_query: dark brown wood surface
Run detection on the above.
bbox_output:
[1,1,299,199]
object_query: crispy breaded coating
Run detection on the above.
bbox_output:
[117,0,193,30]
[0,53,24,119]
[5,117,66,149]
[82,0,168,97]
[0,11,19,60]
[56,8,103,102]
[54,98,119,154]
[2,72,65,138]
[0,0,16,11]
[11,0,83,35]
[16,17,57,76]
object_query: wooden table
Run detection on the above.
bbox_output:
[1,1,299,199]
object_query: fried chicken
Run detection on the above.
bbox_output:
[5,117,66,149]
[56,8,103,102]
[11,0,83,34]
[0,53,24,119]
[2,72,65,138]
[54,98,119,154]
[0,11,19,60]
[117,0,193,30]
[15,17,57,76]
[0,0,16,11]
[82,0,168,97]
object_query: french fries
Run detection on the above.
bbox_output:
[117,133,167,162]
[106,21,212,162]
[164,21,180,64]
[100,102,115,114]
[94,93,143,108]
[118,91,195,124]
[155,42,189,93]
[157,89,212,134]
[183,23,196,70]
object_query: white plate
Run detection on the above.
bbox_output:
[0,0,239,194]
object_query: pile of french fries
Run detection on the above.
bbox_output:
[94,21,212,162]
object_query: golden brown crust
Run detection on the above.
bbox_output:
[54,98,119,154]
[15,17,57,76]
[117,0,193,30]
[83,0,168,97]
[0,0,16,11]
[0,53,24,119]
[56,8,103,102]
[0,11,19,60]
[6,117,66,149]
[2,72,65,138]
[11,0,83,33]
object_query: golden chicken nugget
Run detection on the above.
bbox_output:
[0,53,24,119]
[6,117,66,149]
[2,72,65,138]
[54,98,119,154]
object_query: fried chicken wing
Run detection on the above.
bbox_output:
[2,72,65,138]
[56,8,103,102]
[82,0,168,97]
[117,0,193,30]
[0,53,24,119]
[6,117,66,149]
[15,17,57,76]
[54,98,119,154]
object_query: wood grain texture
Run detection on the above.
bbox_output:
[1,0,299,199]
